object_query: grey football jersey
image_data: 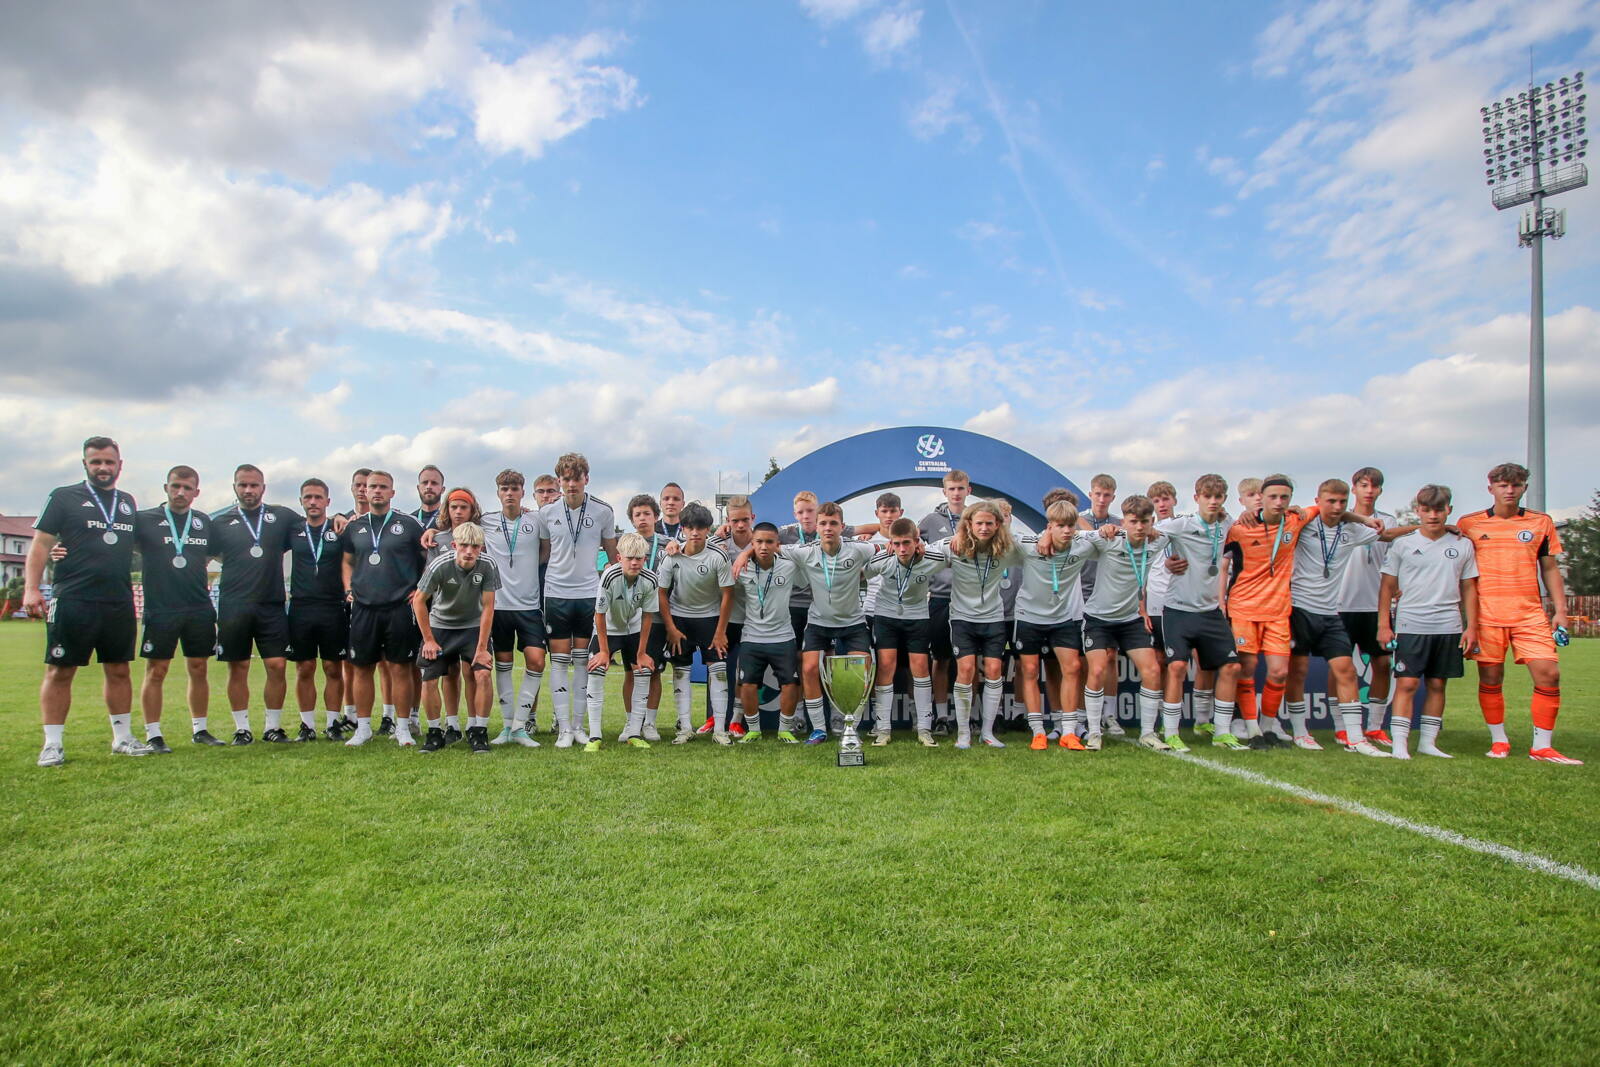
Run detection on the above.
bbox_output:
[917,505,960,598]
[709,535,755,623]
[1078,511,1121,599]
[864,548,949,621]
[1339,509,1397,612]
[539,494,615,600]
[417,553,500,629]
[941,538,1024,623]
[1156,515,1229,613]
[1291,517,1379,616]
[779,540,874,627]
[776,523,854,607]
[481,508,547,612]
[1014,533,1093,624]
[595,563,659,636]
[736,556,810,642]
[660,544,734,619]
[1084,533,1170,622]
[1381,532,1478,634]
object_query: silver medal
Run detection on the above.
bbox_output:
[172,556,188,569]
[103,531,118,545]
[1207,564,1219,576]
[249,545,264,558]
[368,552,382,566]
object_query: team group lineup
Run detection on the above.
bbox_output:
[23,437,1580,768]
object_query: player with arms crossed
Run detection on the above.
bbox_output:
[1379,485,1479,760]
[658,503,735,743]
[539,453,618,748]
[27,436,149,765]
[1079,495,1168,751]
[1156,475,1244,752]
[339,471,427,746]
[589,533,660,749]
[731,522,811,743]
[1013,499,1094,751]
[1455,462,1576,763]
[412,522,498,755]
[866,518,948,746]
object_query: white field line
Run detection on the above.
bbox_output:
[1146,743,1600,892]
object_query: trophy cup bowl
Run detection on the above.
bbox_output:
[820,655,873,767]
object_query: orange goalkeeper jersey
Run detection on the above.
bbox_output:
[1454,508,1561,626]
[1224,510,1311,621]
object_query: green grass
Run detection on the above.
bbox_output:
[2,623,1598,1065]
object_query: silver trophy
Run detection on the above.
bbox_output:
[820,655,874,767]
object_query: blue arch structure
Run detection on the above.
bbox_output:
[748,426,1083,529]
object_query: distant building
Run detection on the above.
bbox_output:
[0,514,37,584]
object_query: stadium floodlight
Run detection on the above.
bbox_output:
[1481,71,1587,512]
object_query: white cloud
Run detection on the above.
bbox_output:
[799,0,878,23]
[964,401,1013,436]
[862,4,923,62]
[467,33,640,159]
[909,82,981,146]
[898,263,929,279]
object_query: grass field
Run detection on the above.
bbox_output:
[2,622,1598,1065]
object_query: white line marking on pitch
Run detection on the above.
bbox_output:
[1143,743,1600,892]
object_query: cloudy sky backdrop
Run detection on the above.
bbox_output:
[2,0,1596,523]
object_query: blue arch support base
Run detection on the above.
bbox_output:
[749,426,1084,529]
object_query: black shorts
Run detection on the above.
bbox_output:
[492,609,546,654]
[287,601,348,662]
[545,597,594,642]
[1149,615,1165,656]
[1012,619,1083,657]
[788,603,809,644]
[216,600,289,661]
[950,619,1007,660]
[1083,614,1155,653]
[873,615,931,656]
[1291,608,1354,662]
[45,597,136,667]
[420,626,490,679]
[739,640,800,687]
[1340,610,1390,660]
[1393,633,1464,680]
[1161,608,1239,671]
[927,597,953,659]
[668,614,726,666]
[589,630,646,670]
[802,622,872,656]
[141,607,217,661]
[350,600,419,666]
[643,616,667,668]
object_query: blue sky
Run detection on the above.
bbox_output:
[1,0,1597,525]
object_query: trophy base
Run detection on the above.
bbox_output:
[837,748,865,768]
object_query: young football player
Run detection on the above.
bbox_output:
[657,503,735,743]
[866,518,948,746]
[1080,496,1168,751]
[733,523,810,743]
[942,500,1022,749]
[412,522,498,754]
[1013,500,1094,750]
[589,533,660,750]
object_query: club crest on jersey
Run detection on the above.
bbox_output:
[472,573,483,585]
[325,531,338,541]
[1445,547,1460,558]
[916,434,945,460]
[776,575,788,585]
[583,517,594,528]
[391,523,403,534]
[1236,636,1247,646]
[697,563,708,575]
[522,523,534,534]
[1518,530,1534,542]
[264,511,276,522]
[120,502,132,515]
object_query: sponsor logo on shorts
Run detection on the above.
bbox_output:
[51,645,65,659]
[143,641,153,652]
[1165,646,1175,657]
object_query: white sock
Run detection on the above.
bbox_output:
[324,708,338,729]
[1391,708,1412,753]
[520,669,543,730]
[1488,720,1509,745]
[1365,700,1387,733]
[469,715,488,729]
[953,683,974,740]
[495,663,514,726]
[44,723,66,747]
[231,710,250,731]
[804,697,825,731]
[873,685,894,732]
[587,668,607,737]
[625,670,651,738]
[980,678,1002,738]
[1339,702,1364,741]
[1051,710,1069,735]
[300,711,315,729]
[1213,699,1235,734]
[425,715,440,731]
[351,718,372,737]
[1286,699,1308,737]
[340,703,356,719]
[550,653,572,733]
[1070,708,1087,735]
[1418,714,1446,754]
[672,668,692,729]
[1192,689,1214,725]
[912,676,933,730]
[395,717,413,740]
[1137,687,1160,736]
[1083,689,1104,736]
[265,708,283,732]
[144,719,163,740]
[192,715,208,735]
[454,711,465,732]
[1161,701,1182,737]
[1533,726,1553,750]
[1027,710,1045,736]
[934,700,949,723]
[708,662,729,732]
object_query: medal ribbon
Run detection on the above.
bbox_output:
[367,512,390,556]
[564,496,588,545]
[501,511,520,569]
[241,505,266,551]
[894,560,913,604]
[1267,516,1291,576]
[307,520,328,567]
[1316,520,1344,578]
[755,562,776,617]
[84,481,121,534]
[1125,538,1151,606]
[164,505,192,561]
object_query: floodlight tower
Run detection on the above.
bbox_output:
[1481,71,1587,512]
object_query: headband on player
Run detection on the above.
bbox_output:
[447,489,476,505]
[1261,476,1293,491]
